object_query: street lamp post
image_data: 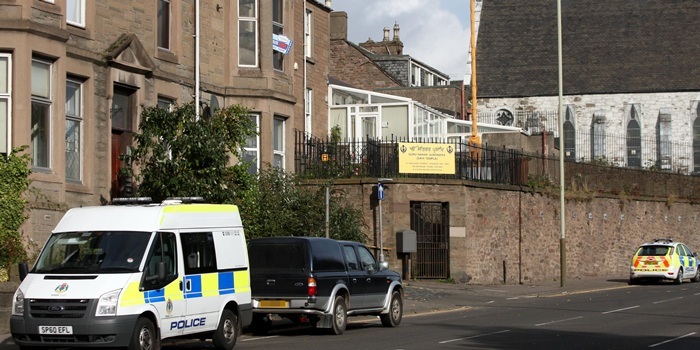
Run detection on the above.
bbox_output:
[557,0,567,288]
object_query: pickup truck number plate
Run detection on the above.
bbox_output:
[39,326,73,335]
[260,300,289,308]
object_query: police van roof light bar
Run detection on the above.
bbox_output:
[111,197,153,205]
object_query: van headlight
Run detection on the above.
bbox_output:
[12,289,24,316]
[95,289,121,317]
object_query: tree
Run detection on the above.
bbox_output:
[124,103,367,242]
[235,169,367,242]
[122,103,256,203]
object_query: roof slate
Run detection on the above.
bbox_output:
[477,0,700,98]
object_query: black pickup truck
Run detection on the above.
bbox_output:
[247,237,403,335]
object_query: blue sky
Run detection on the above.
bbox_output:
[329,0,471,80]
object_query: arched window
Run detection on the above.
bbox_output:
[564,107,576,161]
[627,105,641,168]
[591,111,606,161]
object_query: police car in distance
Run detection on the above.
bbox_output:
[629,238,700,285]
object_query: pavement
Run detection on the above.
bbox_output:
[0,276,631,348]
[401,276,631,316]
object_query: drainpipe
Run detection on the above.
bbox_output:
[195,0,201,120]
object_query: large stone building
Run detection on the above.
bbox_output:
[0,0,331,245]
[475,0,700,174]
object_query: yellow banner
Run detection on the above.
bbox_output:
[398,142,456,174]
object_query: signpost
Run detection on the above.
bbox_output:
[377,179,392,262]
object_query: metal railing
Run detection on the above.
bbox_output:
[294,129,700,200]
[295,130,530,185]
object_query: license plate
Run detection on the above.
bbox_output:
[260,300,289,308]
[39,326,73,335]
[644,261,658,265]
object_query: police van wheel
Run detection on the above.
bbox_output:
[212,309,238,350]
[128,317,160,350]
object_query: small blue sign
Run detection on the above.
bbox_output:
[378,183,384,200]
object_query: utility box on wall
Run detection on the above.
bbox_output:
[396,229,417,253]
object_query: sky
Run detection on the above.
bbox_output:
[329,0,471,81]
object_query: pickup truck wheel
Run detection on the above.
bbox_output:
[250,314,271,335]
[330,295,347,335]
[128,317,160,350]
[380,290,403,327]
[212,309,238,350]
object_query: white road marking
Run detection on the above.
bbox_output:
[438,330,511,344]
[602,305,640,314]
[535,316,583,326]
[241,336,279,342]
[653,297,683,304]
[648,332,696,348]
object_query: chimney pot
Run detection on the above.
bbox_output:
[393,22,400,40]
[383,27,390,41]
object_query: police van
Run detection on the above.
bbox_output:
[10,197,252,350]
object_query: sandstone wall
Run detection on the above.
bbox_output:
[330,178,700,285]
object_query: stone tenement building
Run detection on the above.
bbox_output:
[0,0,331,246]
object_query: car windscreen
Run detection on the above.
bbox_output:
[638,245,671,256]
[248,242,308,273]
[34,231,152,274]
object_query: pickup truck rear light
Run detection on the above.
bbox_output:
[307,277,317,297]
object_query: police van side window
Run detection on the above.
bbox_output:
[144,232,178,288]
[182,232,218,275]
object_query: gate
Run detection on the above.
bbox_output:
[410,202,450,279]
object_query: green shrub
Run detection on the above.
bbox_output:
[0,147,31,271]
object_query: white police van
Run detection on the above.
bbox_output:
[10,197,251,350]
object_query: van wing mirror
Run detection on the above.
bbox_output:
[155,261,166,281]
[18,262,28,281]
[145,261,167,282]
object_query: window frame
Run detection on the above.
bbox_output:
[0,54,11,156]
[305,88,312,135]
[31,58,53,170]
[238,0,258,67]
[65,77,83,182]
[273,116,285,169]
[272,0,285,71]
[304,8,312,58]
[242,113,260,174]
[157,0,172,51]
[66,0,86,28]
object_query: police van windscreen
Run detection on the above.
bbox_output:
[34,231,152,274]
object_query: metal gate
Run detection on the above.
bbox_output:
[410,202,450,279]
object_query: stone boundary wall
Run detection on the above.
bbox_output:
[324,178,700,285]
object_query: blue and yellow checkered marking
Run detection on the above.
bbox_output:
[120,270,250,307]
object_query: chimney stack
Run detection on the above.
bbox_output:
[393,22,400,41]
[383,27,390,41]
[330,11,348,40]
